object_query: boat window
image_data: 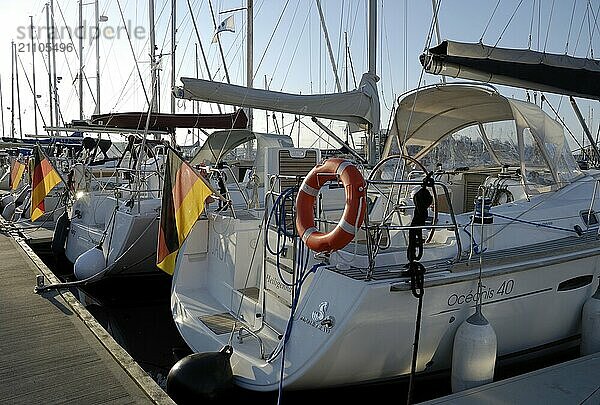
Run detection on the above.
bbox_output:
[521,127,555,190]
[421,122,519,172]
[482,121,520,166]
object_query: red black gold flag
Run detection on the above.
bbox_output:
[157,149,214,275]
[10,160,26,191]
[30,145,62,222]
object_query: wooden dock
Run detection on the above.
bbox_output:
[0,229,175,404]
[419,351,600,404]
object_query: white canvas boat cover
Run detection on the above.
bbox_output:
[383,84,581,188]
[421,40,600,100]
[175,73,380,133]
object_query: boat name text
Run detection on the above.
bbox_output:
[447,279,515,307]
[266,273,292,293]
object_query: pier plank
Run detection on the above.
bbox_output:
[0,232,174,404]
[419,352,600,404]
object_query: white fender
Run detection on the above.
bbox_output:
[451,308,497,392]
[73,245,107,281]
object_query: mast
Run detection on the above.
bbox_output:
[14,43,23,139]
[11,42,15,138]
[46,3,54,134]
[94,0,101,115]
[78,0,84,119]
[194,42,199,144]
[149,0,158,113]
[171,0,176,114]
[367,0,377,165]
[316,0,342,92]
[246,0,253,156]
[31,16,39,135]
[51,0,59,126]
[570,96,600,165]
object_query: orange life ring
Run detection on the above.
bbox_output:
[295,158,366,253]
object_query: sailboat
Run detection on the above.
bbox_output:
[161,0,600,396]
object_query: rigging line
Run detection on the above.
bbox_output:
[537,0,541,49]
[53,2,78,74]
[542,94,586,155]
[543,0,556,52]
[585,0,600,59]
[309,1,313,93]
[186,0,222,115]
[573,3,589,55]
[335,0,345,80]
[16,53,48,129]
[348,0,361,43]
[404,0,407,91]
[301,119,338,150]
[480,0,501,43]
[565,0,578,54]
[492,0,525,49]
[382,0,395,112]
[391,0,441,196]
[253,0,291,82]
[528,0,535,49]
[175,0,203,77]
[208,0,231,84]
[116,0,150,108]
[586,3,593,58]
[280,2,313,90]
[175,18,195,78]
[345,32,357,88]
[268,0,301,90]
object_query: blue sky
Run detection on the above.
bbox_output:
[0,0,598,150]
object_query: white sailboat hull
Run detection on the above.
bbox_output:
[171,174,600,391]
[65,195,161,275]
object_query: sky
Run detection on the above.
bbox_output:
[0,0,598,151]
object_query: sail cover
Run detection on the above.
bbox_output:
[420,40,600,100]
[90,110,248,133]
[175,72,380,132]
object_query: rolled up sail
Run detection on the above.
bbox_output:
[420,40,600,101]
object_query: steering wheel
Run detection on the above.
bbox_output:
[368,154,438,243]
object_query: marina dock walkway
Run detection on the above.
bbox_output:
[0,230,175,404]
[420,351,600,404]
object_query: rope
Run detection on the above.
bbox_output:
[405,175,433,405]
[274,262,325,405]
[492,212,582,235]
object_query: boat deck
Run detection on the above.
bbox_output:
[0,227,174,404]
[418,351,600,404]
[333,231,600,283]
[9,220,56,246]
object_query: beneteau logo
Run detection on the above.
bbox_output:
[311,301,329,322]
[299,301,332,334]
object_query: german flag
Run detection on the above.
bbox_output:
[30,145,62,222]
[157,149,215,275]
[10,159,26,191]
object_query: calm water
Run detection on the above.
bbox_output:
[33,243,578,405]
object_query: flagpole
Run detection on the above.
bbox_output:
[36,143,69,187]
[170,0,176,114]
[165,144,228,202]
